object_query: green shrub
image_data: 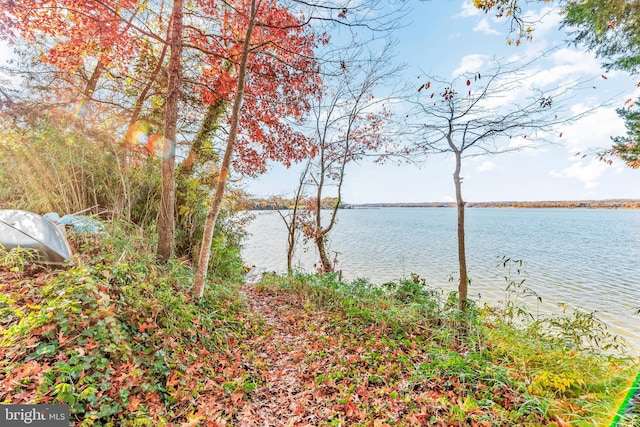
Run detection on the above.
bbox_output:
[175,172,247,281]
[0,223,254,426]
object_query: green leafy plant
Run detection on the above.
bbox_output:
[494,256,542,324]
[0,220,258,426]
[0,245,38,271]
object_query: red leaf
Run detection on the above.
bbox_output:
[129,396,141,411]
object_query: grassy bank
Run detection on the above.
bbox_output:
[0,224,261,426]
[1,224,638,426]
[254,272,639,426]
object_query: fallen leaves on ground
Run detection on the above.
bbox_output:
[0,263,611,426]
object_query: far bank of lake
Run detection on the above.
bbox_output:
[244,198,640,210]
[242,208,640,352]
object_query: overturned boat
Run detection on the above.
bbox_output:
[0,209,73,265]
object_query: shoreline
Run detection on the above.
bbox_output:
[345,199,640,209]
[245,198,640,210]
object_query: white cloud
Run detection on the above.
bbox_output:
[476,160,496,172]
[560,106,626,153]
[453,54,489,78]
[456,1,481,18]
[525,49,603,89]
[550,159,608,189]
[473,18,500,36]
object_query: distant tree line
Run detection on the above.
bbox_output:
[245,196,342,210]
[328,199,640,209]
[476,200,640,209]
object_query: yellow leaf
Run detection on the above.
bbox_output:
[180,414,202,427]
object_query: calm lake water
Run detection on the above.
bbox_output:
[242,208,640,352]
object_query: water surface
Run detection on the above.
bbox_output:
[242,208,640,351]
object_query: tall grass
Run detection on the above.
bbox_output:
[0,114,160,222]
[0,109,246,280]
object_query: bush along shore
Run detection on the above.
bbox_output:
[1,223,639,426]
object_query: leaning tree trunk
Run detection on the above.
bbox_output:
[193,0,258,298]
[453,149,468,311]
[316,235,333,273]
[157,0,183,262]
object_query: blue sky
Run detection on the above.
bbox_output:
[1,1,639,204]
[244,1,640,204]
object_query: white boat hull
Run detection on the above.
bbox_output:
[0,210,73,265]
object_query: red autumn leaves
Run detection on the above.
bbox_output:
[0,0,322,175]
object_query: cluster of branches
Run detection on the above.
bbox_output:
[274,39,401,274]
[403,54,599,309]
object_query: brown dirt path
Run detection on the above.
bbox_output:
[237,275,337,426]
[241,284,313,425]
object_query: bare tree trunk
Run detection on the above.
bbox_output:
[157,0,183,262]
[310,140,336,273]
[193,0,258,298]
[74,61,103,123]
[453,149,468,310]
[275,159,309,273]
[286,220,296,272]
[315,108,354,274]
[312,153,335,273]
[84,61,103,103]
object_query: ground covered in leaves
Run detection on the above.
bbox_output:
[242,282,541,426]
[1,234,639,426]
